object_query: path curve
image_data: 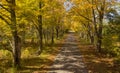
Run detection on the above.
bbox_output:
[47,33,88,73]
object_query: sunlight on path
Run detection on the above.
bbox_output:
[47,33,88,73]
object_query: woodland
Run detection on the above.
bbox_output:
[0,0,120,73]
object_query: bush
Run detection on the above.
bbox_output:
[102,35,120,57]
[0,50,12,59]
[102,36,113,55]
[103,36,113,48]
[112,47,120,56]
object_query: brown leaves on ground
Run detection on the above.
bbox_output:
[79,44,120,73]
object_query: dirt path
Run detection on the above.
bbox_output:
[47,33,88,73]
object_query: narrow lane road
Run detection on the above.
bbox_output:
[47,33,88,73]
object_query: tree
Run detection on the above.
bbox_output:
[0,0,21,67]
[71,0,116,52]
[37,0,43,55]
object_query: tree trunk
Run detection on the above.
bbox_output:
[38,15,43,55]
[37,1,43,55]
[10,0,21,67]
[97,12,104,52]
[46,28,49,43]
[84,22,94,44]
[43,30,47,44]
[92,1,100,52]
[56,26,59,39]
[13,33,21,67]
[51,27,54,44]
[87,29,94,44]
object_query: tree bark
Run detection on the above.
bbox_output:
[37,1,43,55]
[56,26,59,39]
[92,0,105,52]
[10,0,21,67]
[13,33,21,67]
[92,1,100,52]
[97,11,104,52]
[51,27,54,44]
[38,14,43,55]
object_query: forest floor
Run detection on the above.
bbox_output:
[79,40,120,73]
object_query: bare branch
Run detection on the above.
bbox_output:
[73,7,93,22]
[0,15,11,25]
[32,20,39,31]
[1,42,13,53]
[0,4,10,12]
[0,12,11,20]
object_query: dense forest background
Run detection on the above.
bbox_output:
[0,0,120,72]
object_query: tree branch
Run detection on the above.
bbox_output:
[0,15,11,25]
[72,7,93,22]
[0,12,11,20]
[32,20,39,31]
[0,4,10,12]
[1,42,13,53]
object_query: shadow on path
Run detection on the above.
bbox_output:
[47,33,88,73]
